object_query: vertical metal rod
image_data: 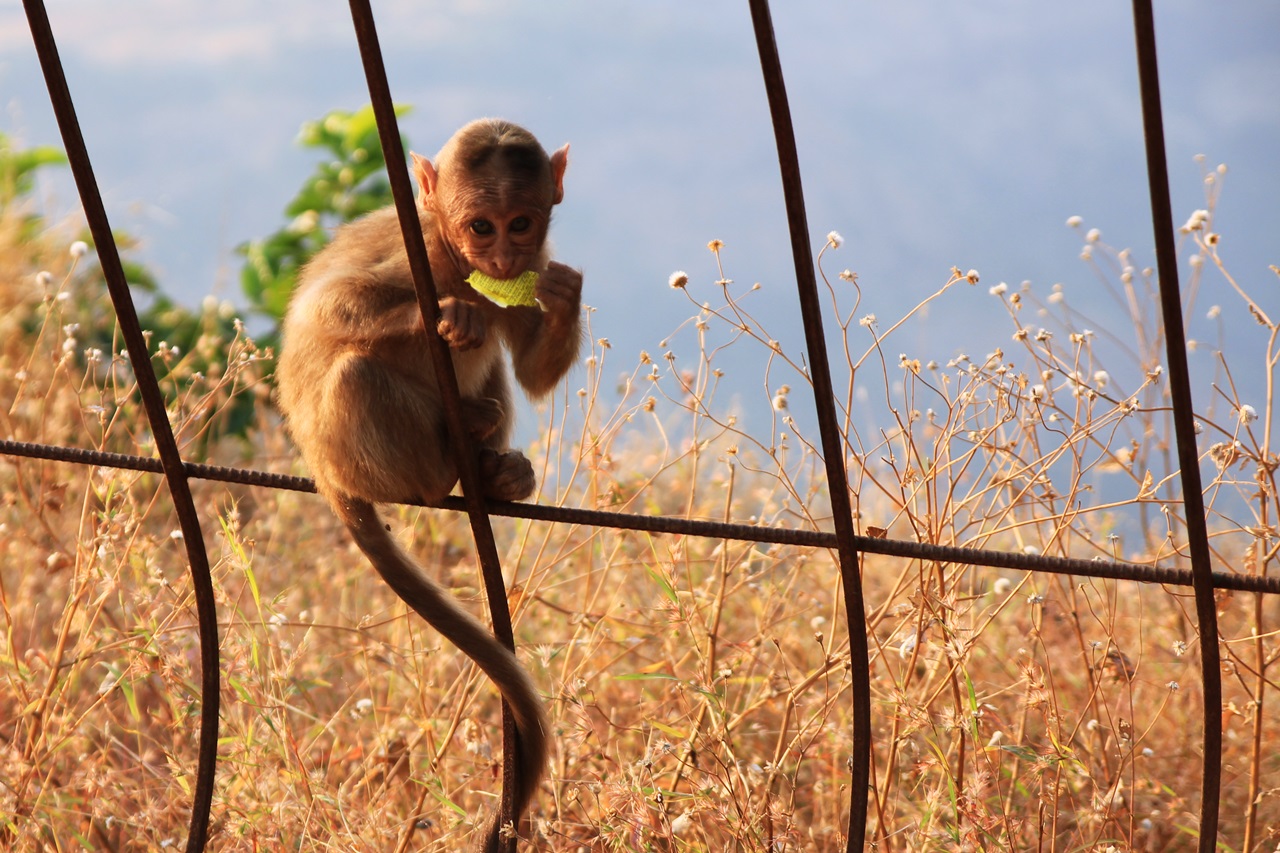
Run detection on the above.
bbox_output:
[746,2,872,849]
[1129,2,1222,848]
[346,2,519,848]
[21,3,220,850]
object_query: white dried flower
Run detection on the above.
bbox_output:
[1167,680,1180,692]
[1239,404,1258,424]
[669,271,689,289]
[992,577,1012,596]
[1085,228,1101,243]
[1181,209,1209,233]
[69,240,89,258]
[1066,215,1083,228]
[1093,370,1109,387]
[1207,305,1221,319]
[989,281,1008,296]
[826,230,844,249]
[858,314,877,328]
[965,269,980,284]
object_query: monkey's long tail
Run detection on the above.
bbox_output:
[335,496,548,848]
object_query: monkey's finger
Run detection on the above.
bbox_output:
[535,272,583,312]
[439,321,482,351]
[541,262,584,292]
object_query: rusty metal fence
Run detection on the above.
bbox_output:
[8,1,1274,851]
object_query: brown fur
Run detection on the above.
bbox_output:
[276,119,581,850]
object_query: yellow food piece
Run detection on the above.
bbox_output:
[466,270,540,308]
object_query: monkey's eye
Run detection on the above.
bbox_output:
[510,216,532,234]
[470,219,495,236]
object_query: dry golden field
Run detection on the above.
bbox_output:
[2,162,1277,851]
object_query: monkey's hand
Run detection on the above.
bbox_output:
[478,448,536,502]
[438,296,487,350]
[534,261,583,328]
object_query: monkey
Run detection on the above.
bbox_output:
[275,118,581,851]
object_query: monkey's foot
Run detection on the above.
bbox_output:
[478,448,536,502]
[460,396,504,441]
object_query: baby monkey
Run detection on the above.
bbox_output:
[276,119,581,850]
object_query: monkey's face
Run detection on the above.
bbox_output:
[433,161,554,282]
[447,202,550,281]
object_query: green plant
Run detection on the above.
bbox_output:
[237,104,410,330]
[0,130,66,239]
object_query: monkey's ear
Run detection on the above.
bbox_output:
[411,152,439,199]
[549,144,569,205]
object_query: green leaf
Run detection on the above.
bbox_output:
[614,672,677,682]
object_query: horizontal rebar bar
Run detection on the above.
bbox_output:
[4,437,1275,596]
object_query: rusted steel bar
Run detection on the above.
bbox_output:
[1129,3,1222,847]
[745,2,872,849]
[345,2,521,847]
[6,438,1280,597]
[19,3,221,850]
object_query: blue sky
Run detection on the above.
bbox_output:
[2,1,1278,442]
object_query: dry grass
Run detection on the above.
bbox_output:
[1,163,1277,852]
